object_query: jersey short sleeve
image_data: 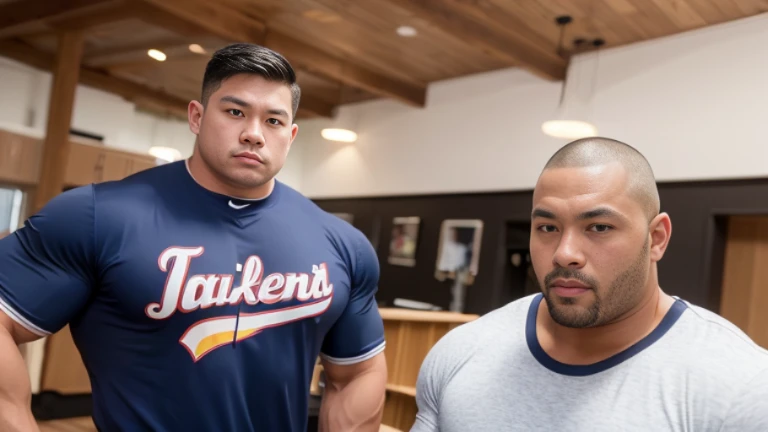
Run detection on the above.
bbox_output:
[719,367,768,432]
[0,185,97,336]
[320,233,386,365]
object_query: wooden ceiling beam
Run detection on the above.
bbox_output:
[126,0,426,108]
[83,38,193,66]
[385,0,567,81]
[0,38,334,120]
[0,0,126,39]
[128,0,266,45]
[0,39,189,119]
[297,94,334,119]
[264,32,426,108]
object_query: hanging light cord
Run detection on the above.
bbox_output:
[588,39,605,105]
[554,16,572,107]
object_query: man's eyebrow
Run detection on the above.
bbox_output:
[577,207,626,221]
[266,108,289,118]
[219,96,250,108]
[532,207,628,222]
[532,208,556,219]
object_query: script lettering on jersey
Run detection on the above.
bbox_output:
[145,246,334,361]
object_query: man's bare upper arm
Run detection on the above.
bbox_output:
[321,352,387,390]
[0,310,43,345]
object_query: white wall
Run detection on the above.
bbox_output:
[293,12,768,198]
[0,57,195,161]
[0,56,303,190]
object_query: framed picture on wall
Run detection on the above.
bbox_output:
[435,219,483,285]
[388,216,421,267]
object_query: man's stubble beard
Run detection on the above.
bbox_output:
[540,239,650,329]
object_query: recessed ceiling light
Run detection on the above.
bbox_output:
[396,25,417,37]
[188,44,206,54]
[147,49,166,61]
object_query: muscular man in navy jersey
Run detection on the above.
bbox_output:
[0,43,387,432]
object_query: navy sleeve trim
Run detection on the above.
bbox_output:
[320,340,386,365]
[0,295,51,336]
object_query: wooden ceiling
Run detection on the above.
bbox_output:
[1,0,766,121]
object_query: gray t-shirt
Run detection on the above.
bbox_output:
[411,294,768,431]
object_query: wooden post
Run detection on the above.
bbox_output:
[33,30,85,212]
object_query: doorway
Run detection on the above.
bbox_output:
[501,221,538,305]
[719,215,768,349]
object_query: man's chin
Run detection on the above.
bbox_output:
[544,298,600,329]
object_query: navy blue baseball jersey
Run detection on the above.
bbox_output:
[0,160,386,431]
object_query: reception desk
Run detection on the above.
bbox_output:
[379,307,478,431]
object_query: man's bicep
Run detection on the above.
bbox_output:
[321,233,385,365]
[0,308,41,345]
[319,292,386,365]
[0,186,97,336]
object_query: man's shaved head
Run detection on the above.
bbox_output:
[542,137,660,221]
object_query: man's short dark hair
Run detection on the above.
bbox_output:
[201,43,301,120]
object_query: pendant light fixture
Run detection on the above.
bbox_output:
[542,16,600,140]
[321,67,358,143]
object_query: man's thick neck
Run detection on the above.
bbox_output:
[536,281,675,366]
[186,154,274,200]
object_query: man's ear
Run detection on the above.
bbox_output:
[287,123,299,152]
[188,101,204,135]
[649,212,672,262]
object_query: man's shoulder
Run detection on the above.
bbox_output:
[670,299,768,378]
[680,300,768,357]
[276,183,372,250]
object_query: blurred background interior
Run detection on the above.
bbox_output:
[1,0,768,430]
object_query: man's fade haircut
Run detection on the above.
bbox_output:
[542,137,661,221]
[201,43,301,120]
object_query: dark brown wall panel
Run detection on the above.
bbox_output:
[313,178,768,316]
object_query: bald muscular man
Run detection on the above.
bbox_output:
[411,137,768,431]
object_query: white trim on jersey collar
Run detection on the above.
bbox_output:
[319,341,387,366]
[0,296,51,337]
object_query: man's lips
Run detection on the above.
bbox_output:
[234,152,264,165]
[549,279,591,297]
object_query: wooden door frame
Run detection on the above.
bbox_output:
[701,209,768,314]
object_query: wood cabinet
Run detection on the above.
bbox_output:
[64,141,160,187]
[0,129,161,189]
[0,129,43,186]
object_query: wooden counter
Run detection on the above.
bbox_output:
[378,307,478,431]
